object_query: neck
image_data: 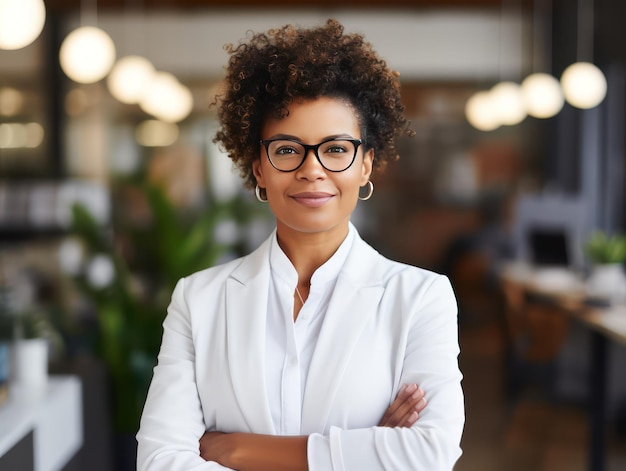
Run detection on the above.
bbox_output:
[276,222,349,284]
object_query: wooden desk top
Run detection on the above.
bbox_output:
[577,306,626,345]
[500,262,626,347]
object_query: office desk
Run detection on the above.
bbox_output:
[500,263,626,471]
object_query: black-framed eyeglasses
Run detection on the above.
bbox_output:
[260,137,363,172]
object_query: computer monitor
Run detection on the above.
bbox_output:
[512,194,590,271]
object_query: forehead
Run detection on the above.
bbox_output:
[262,97,361,141]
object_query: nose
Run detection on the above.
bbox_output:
[296,148,326,179]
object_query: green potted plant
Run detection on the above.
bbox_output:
[584,231,626,265]
[66,181,267,466]
[11,309,51,386]
[584,230,626,303]
[0,281,60,390]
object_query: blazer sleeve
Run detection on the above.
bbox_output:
[136,278,234,471]
[307,274,465,471]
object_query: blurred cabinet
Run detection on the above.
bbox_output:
[0,180,110,242]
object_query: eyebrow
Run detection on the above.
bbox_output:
[264,133,357,141]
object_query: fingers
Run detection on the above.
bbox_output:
[199,431,226,461]
[378,383,427,428]
[199,431,211,459]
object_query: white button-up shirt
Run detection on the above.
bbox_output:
[266,227,354,435]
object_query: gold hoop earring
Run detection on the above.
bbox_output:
[358,181,374,201]
[255,184,268,202]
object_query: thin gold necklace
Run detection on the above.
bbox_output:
[295,286,305,306]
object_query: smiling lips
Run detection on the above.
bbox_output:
[291,191,334,208]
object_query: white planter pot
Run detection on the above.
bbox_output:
[586,263,626,304]
[11,338,48,386]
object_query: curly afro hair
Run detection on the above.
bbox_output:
[214,19,412,189]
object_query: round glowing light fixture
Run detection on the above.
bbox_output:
[139,71,193,123]
[135,120,179,147]
[521,73,564,119]
[60,26,116,84]
[24,122,44,148]
[0,0,46,50]
[560,61,607,109]
[490,81,527,126]
[0,87,24,116]
[0,122,44,149]
[107,55,156,104]
[465,91,500,132]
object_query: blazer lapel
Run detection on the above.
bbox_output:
[301,235,385,434]
[225,238,276,434]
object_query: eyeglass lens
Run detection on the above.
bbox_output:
[266,139,358,172]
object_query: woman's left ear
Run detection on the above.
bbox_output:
[360,148,374,185]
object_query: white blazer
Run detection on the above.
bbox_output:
[137,229,465,470]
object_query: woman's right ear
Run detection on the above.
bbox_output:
[252,159,265,187]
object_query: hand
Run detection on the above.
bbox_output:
[199,431,236,464]
[378,383,427,428]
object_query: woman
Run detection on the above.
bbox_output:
[137,19,464,470]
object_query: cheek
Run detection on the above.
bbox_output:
[343,171,366,193]
[263,174,290,205]
[336,178,363,208]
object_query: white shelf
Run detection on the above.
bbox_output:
[0,375,83,471]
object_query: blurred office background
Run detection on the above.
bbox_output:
[1,0,625,470]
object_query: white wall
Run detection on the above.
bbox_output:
[0,9,530,82]
[79,9,530,82]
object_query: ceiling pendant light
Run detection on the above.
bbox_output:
[560,0,607,109]
[135,120,179,147]
[59,0,116,84]
[0,0,46,50]
[0,87,23,116]
[490,81,527,126]
[107,0,156,104]
[520,0,564,118]
[521,72,564,118]
[60,27,116,84]
[465,91,501,132]
[489,0,527,126]
[107,55,156,104]
[465,0,527,131]
[561,61,607,109]
[138,71,193,123]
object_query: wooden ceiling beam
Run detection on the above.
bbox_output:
[44,0,509,13]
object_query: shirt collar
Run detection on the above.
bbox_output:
[269,223,356,287]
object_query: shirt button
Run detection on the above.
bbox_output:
[289,356,298,367]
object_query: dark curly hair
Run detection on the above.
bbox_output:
[213,19,413,189]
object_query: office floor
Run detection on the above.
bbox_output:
[455,313,626,471]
